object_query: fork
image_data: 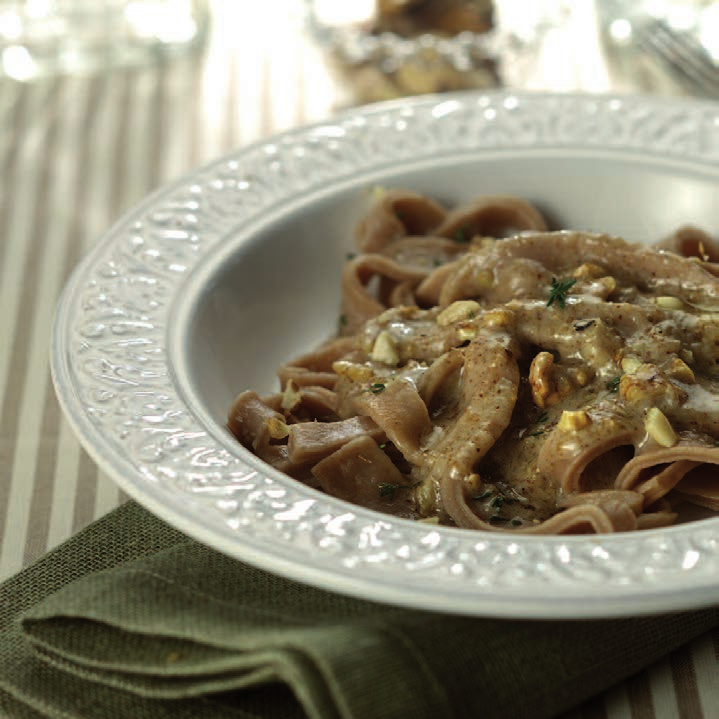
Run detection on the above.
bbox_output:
[632,17,719,98]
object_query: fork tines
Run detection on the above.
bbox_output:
[634,18,719,98]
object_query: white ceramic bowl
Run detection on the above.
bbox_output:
[52,91,719,618]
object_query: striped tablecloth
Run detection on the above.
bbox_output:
[0,1,716,717]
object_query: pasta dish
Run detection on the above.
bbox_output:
[228,191,719,534]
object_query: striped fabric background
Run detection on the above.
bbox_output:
[0,1,716,717]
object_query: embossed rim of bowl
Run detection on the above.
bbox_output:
[51,91,719,618]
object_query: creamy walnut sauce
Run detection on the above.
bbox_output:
[229,191,719,534]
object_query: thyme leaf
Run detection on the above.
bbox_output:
[370,382,386,394]
[454,228,469,244]
[380,481,421,499]
[606,376,621,393]
[547,276,577,308]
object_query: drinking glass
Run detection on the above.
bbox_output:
[0,0,210,80]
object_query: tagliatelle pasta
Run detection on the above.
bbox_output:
[228,190,719,534]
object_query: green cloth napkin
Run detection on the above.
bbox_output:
[0,501,716,719]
